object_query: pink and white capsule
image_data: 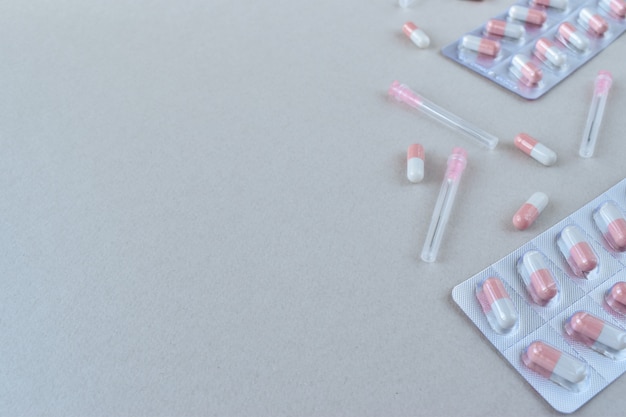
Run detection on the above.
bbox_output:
[530,0,568,9]
[558,22,589,50]
[514,133,557,166]
[566,311,626,354]
[485,19,525,39]
[579,8,609,35]
[478,277,518,334]
[509,6,548,25]
[461,35,501,56]
[600,0,626,17]
[534,38,566,67]
[557,225,598,275]
[606,282,626,315]
[523,341,587,387]
[513,192,549,231]
[518,250,558,305]
[593,201,626,251]
[511,55,543,84]
[407,144,425,183]
[403,22,430,48]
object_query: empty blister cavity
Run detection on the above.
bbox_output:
[534,38,567,67]
[557,225,599,277]
[522,340,588,391]
[530,0,568,9]
[509,5,548,25]
[513,192,549,231]
[476,277,519,334]
[565,311,626,359]
[485,19,526,39]
[510,54,543,85]
[578,8,609,35]
[558,22,590,51]
[518,250,559,305]
[460,35,501,56]
[593,201,626,251]
[606,282,626,315]
[599,0,626,17]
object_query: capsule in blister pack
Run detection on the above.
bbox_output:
[593,201,626,251]
[565,311,626,359]
[556,225,598,277]
[518,250,559,306]
[600,0,626,18]
[460,35,501,57]
[606,282,626,315]
[522,341,588,391]
[476,277,519,334]
[441,0,626,99]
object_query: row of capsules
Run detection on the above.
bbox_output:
[476,193,626,392]
[455,0,626,94]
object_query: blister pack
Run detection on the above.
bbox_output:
[452,177,626,413]
[441,0,626,99]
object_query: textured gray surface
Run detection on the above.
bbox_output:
[1,1,625,416]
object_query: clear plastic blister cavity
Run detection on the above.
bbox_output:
[452,177,626,413]
[441,0,626,99]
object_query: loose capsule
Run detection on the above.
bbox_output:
[509,5,547,25]
[513,192,549,231]
[579,8,609,35]
[460,35,500,57]
[514,133,557,166]
[530,0,568,9]
[402,22,430,48]
[558,22,589,51]
[407,144,424,183]
[606,282,626,315]
[518,250,558,305]
[477,277,518,334]
[557,225,598,276]
[566,311,626,356]
[522,341,587,390]
[600,0,626,17]
[593,201,626,251]
[485,19,525,39]
[511,54,542,85]
[534,38,566,67]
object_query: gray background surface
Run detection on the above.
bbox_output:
[2,0,625,416]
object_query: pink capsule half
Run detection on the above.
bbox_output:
[593,201,626,251]
[557,225,598,275]
[606,282,626,315]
